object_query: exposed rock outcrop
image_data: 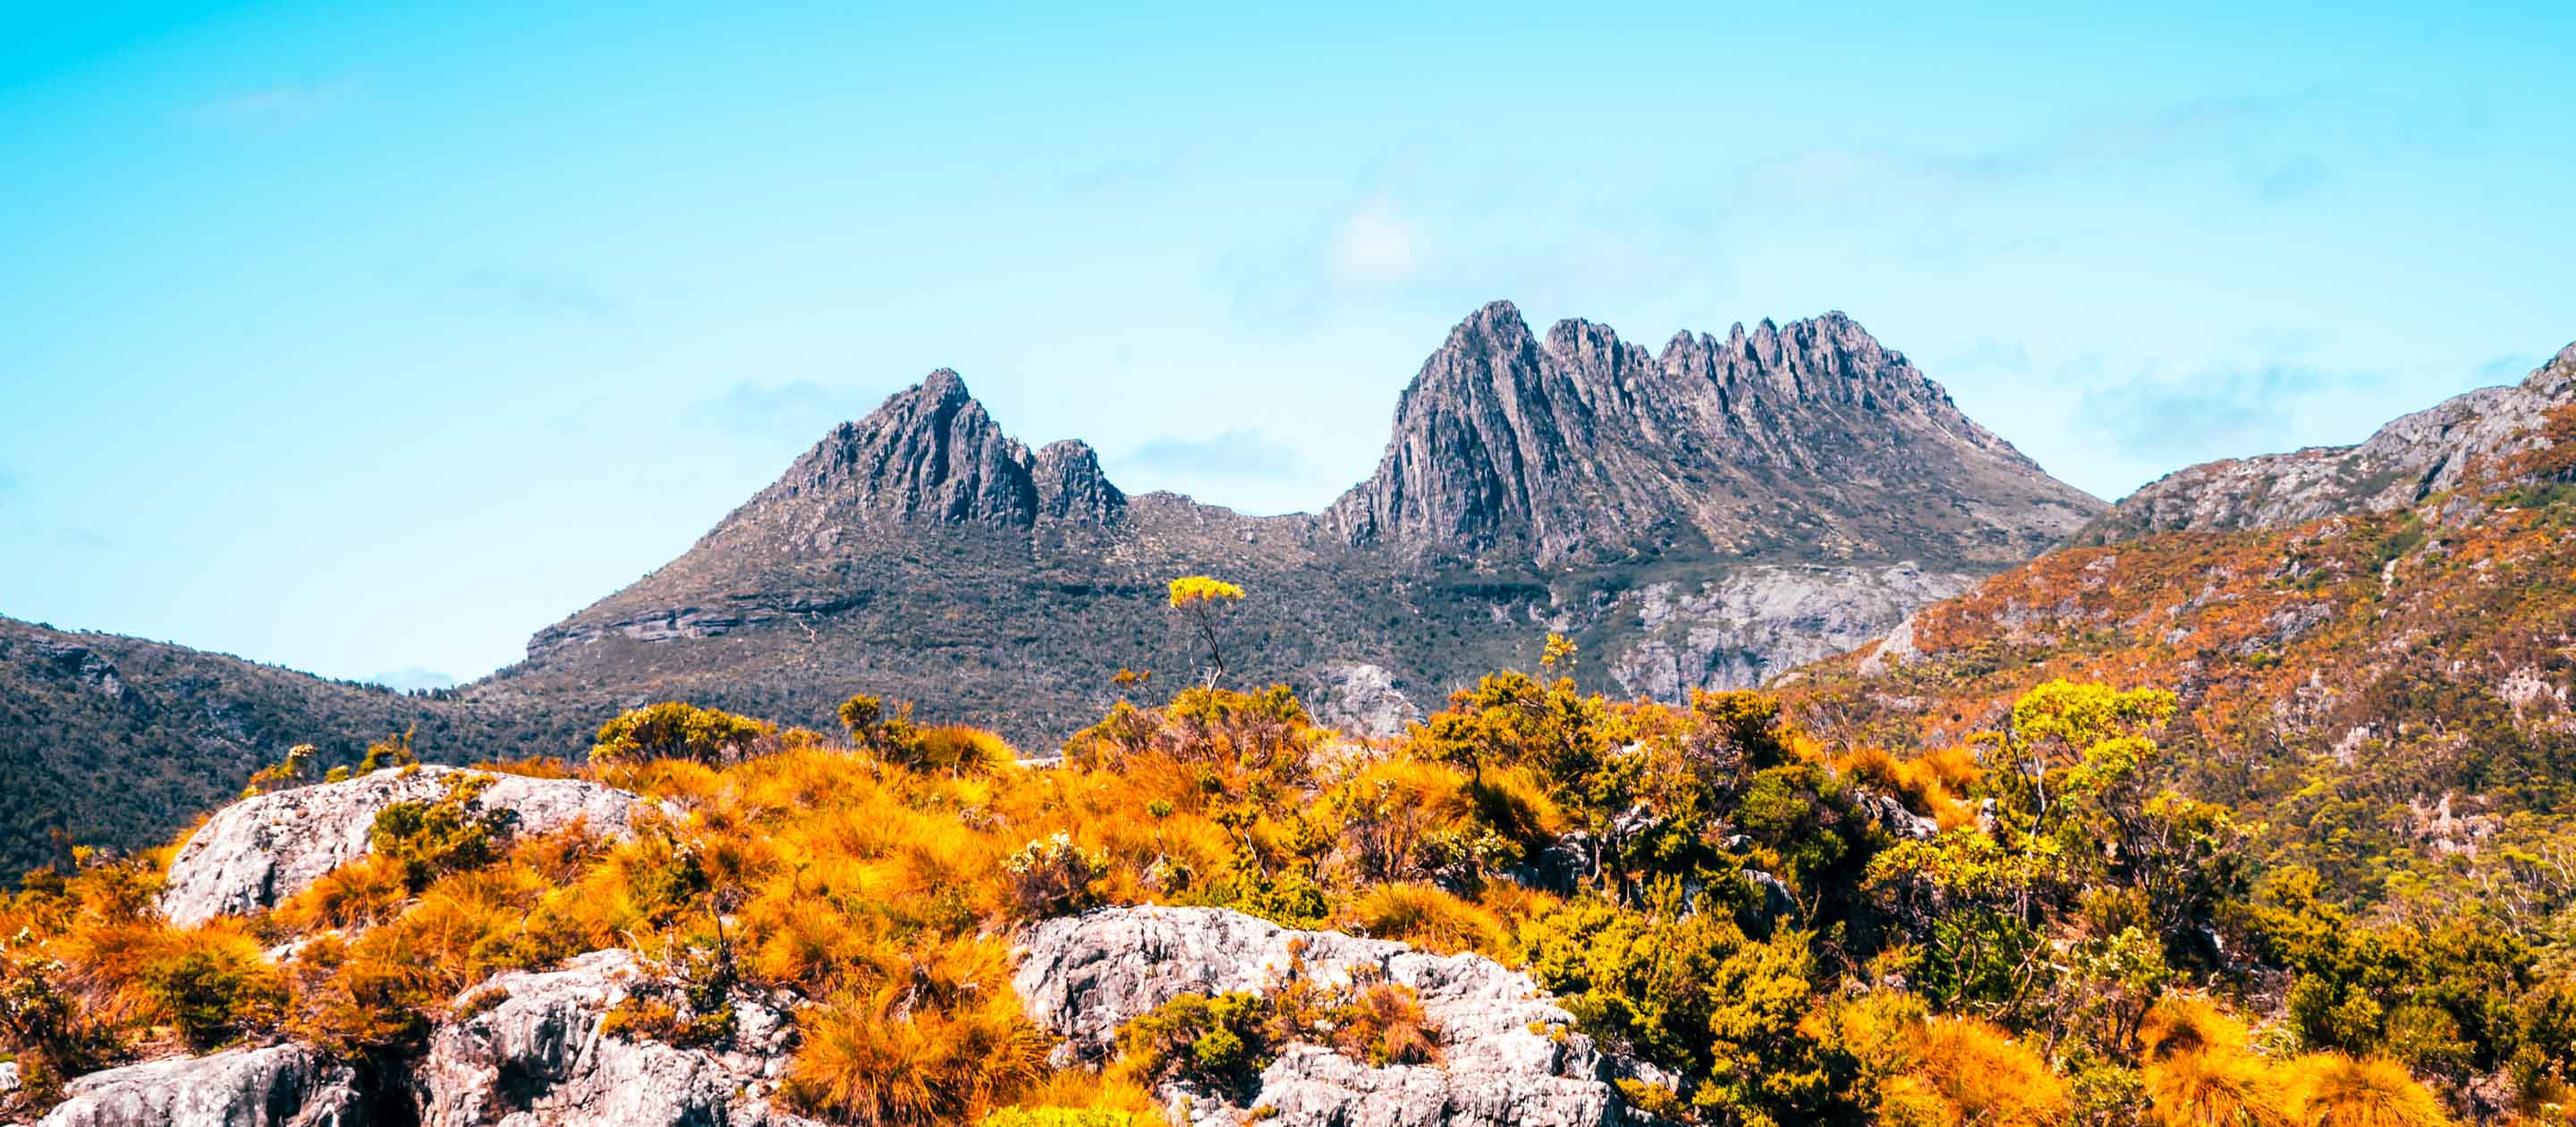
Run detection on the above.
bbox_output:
[1304,662,1422,737]
[159,767,648,928]
[1606,562,1977,697]
[1013,905,1645,1127]
[1326,301,2100,566]
[34,1043,363,1127]
[2080,342,2576,542]
[411,950,817,1127]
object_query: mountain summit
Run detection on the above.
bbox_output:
[726,369,1126,536]
[496,301,2102,743]
[1327,301,2091,565]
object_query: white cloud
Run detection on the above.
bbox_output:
[185,80,354,129]
[1332,200,1419,283]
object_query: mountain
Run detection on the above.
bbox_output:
[484,301,2101,744]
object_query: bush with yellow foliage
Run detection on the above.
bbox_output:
[1,667,2565,1127]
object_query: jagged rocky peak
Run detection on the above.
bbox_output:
[1328,300,2100,566]
[1032,437,1126,523]
[728,369,1123,536]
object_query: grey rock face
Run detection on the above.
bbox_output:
[1304,662,1423,737]
[1033,439,1127,524]
[411,950,817,1127]
[34,1043,361,1127]
[159,767,648,928]
[1013,905,1640,1127]
[2082,343,2576,541]
[1326,301,2100,567]
[1606,562,1978,698]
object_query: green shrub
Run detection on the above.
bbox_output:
[369,773,514,891]
[591,702,774,765]
[142,936,285,1049]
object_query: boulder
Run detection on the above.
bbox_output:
[1013,905,1646,1127]
[410,949,818,1127]
[159,766,648,927]
[34,1043,363,1127]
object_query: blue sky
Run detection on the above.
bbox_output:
[4,1,2572,684]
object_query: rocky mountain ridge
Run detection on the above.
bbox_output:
[496,301,2100,749]
[2075,341,2576,544]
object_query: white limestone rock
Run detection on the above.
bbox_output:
[1013,905,1647,1127]
[159,766,648,928]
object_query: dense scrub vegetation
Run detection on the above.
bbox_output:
[7,629,2569,1125]
[0,616,596,880]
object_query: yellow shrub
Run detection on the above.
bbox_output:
[273,854,408,932]
[1881,1015,2071,1127]
[2286,1055,2451,1127]
[590,701,775,765]
[2143,995,2253,1061]
[1000,1070,1165,1123]
[1337,882,1504,956]
[2146,1048,2292,1127]
[136,921,285,1049]
[918,724,1019,775]
[784,987,1050,1126]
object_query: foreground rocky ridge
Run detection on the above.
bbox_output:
[159,766,648,928]
[16,770,1649,1126]
[24,909,1649,1127]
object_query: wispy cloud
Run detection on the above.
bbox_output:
[457,267,621,319]
[1126,430,1303,480]
[185,80,355,129]
[709,379,861,439]
[2076,361,2387,462]
[1943,337,2032,375]
[1333,199,1419,284]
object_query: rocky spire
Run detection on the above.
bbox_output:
[1327,301,2098,566]
[753,369,1040,525]
[1033,438,1126,523]
[700,369,1124,556]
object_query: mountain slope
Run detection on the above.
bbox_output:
[487,301,2100,744]
[2074,343,2576,543]
[1782,337,2576,905]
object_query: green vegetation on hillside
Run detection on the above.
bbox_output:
[7,638,2566,1123]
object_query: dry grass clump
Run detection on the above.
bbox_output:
[1337,882,1505,955]
[783,979,1051,1126]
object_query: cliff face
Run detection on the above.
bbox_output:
[491,301,2101,748]
[1326,302,2099,567]
[2076,342,2576,544]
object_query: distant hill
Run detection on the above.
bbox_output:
[0,618,573,878]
